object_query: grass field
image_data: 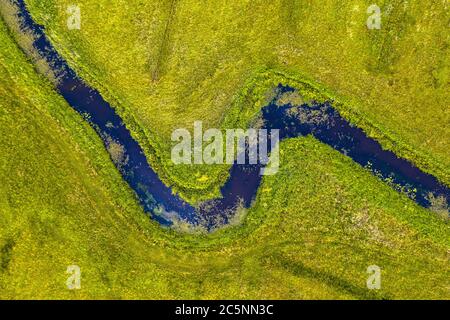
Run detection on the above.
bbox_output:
[22,0,450,202]
[0,0,449,299]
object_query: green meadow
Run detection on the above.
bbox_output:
[23,0,450,201]
[0,0,449,299]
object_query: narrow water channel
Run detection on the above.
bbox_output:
[6,0,449,229]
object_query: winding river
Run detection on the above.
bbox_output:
[5,0,449,229]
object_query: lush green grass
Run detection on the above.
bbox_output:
[22,0,450,202]
[0,1,449,299]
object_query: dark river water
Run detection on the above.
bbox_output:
[7,0,449,229]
